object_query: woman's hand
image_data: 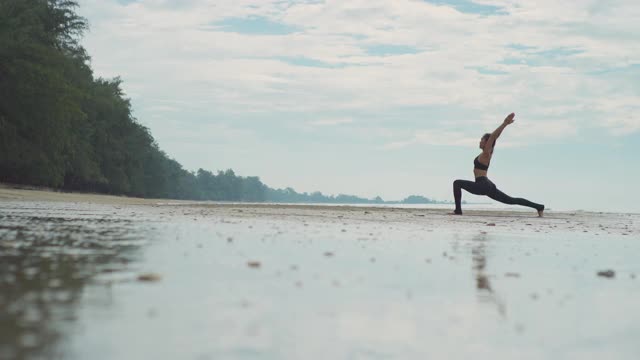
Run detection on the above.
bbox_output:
[503,112,515,125]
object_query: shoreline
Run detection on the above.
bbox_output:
[0,184,634,214]
[0,183,472,208]
[2,185,638,237]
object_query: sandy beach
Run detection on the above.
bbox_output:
[2,185,637,236]
[5,1,640,359]
[1,187,639,359]
[0,184,163,205]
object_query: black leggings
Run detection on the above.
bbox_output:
[453,176,543,214]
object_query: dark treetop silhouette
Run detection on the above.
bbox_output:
[0,0,444,205]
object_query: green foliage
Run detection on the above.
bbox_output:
[265,187,384,204]
[0,0,88,186]
[0,0,266,200]
[401,195,432,204]
[263,189,445,204]
[0,0,436,204]
[0,2,198,198]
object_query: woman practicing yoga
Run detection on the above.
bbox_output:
[452,112,544,217]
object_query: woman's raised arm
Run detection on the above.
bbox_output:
[483,113,515,154]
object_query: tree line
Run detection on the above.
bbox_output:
[0,0,444,204]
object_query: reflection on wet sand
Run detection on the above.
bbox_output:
[1,200,639,360]
[470,233,506,317]
[0,203,147,360]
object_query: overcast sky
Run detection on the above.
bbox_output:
[77,0,640,212]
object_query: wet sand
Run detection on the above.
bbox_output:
[1,189,639,359]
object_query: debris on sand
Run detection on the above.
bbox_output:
[137,273,162,282]
[486,223,496,226]
[247,261,261,268]
[324,251,334,257]
[597,270,615,278]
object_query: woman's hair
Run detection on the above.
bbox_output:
[482,133,496,151]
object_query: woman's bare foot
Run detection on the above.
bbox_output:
[537,205,545,217]
[448,210,462,215]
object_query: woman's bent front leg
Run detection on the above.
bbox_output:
[453,179,485,214]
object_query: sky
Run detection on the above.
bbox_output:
[76,0,640,213]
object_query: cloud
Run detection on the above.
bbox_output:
[309,118,355,126]
[382,130,480,149]
[77,0,640,146]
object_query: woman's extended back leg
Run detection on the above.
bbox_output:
[489,188,544,212]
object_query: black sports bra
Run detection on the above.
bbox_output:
[474,155,490,171]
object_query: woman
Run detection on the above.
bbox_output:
[451,113,544,217]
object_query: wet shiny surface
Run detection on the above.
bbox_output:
[1,201,639,359]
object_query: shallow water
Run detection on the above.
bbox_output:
[1,201,639,360]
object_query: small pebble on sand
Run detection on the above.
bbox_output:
[247,261,261,268]
[137,273,162,282]
[597,270,615,278]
